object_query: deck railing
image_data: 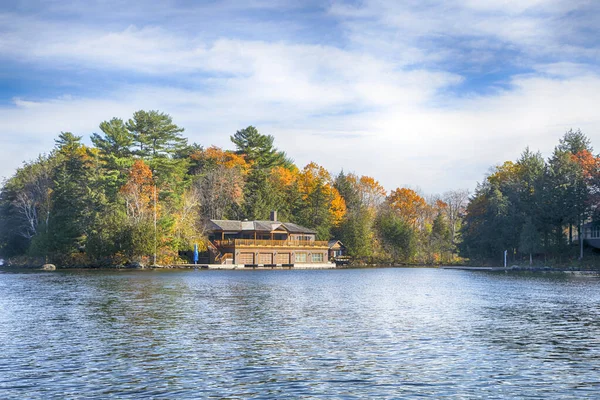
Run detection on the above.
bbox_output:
[213,239,329,248]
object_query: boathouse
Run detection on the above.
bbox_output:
[206,211,331,265]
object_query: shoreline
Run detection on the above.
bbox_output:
[2,263,600,275]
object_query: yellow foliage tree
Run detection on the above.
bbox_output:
[296,162,346,236]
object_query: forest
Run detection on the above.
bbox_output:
[0,110,467,267]
[2,110,594,268]
[461,129,600,265]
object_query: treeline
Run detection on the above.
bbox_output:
[0,110,468,266]
[461,129,600,264]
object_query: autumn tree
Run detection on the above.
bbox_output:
[191,146,248,220]
[386,188,429,228]
[334,172,385,261]
[296,162,346,240]
[120,160,155,224]
[117,159,156,261]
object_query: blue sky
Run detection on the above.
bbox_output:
[1,0,600,193]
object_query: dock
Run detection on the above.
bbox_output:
[172,263,337,270]
[441,266,507,271]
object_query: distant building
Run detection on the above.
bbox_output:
[575,222,600,249]
[205,211,333,265]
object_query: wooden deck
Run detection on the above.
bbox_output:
[213,239,329,248]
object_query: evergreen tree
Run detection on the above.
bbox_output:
[375,209,416,263]
[91,118,135,200]
[126,110,186,158]
[91,118,134,160]
[45,132,94,258]
[430,212,452,263]
[242,168,279,220]
[231,126,290,169]
[519,217,540,265]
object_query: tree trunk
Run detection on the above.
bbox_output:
[579,221,583,260]
[569,224,573,245]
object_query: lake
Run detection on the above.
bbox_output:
[1,268,599,398]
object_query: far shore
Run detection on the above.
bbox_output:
[2,262,600,275]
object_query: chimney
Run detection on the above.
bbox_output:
[270,210,278,222]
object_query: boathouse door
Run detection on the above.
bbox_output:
[259,253,273,265]
[275,253,290,264]
[238,253,254,264]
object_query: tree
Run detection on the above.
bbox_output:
[337,209,375,260]
[230,126,293,219]
[430,212,452,263]
[46,132,95,258]
[333,172,385,261]
[387,188,428,228]
[118,159,158,262]
[242,168,280,220]
[126,110,186,158]
[91,118,134,160]
[442,189,469,256]
[192,147,248,220]
[91,118,135,200]
[519,217,540,265]
[557,128,591,155]
[375,209,416,263]
[120,160,155,224]
[231,126,289,169]
[296,162,346,239]
[0,155,56,258]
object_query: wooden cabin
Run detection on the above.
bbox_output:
[206,211,331,265]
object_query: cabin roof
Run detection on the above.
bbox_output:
[328,240,345,249]
[208,219,316,234]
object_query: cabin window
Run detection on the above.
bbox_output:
[295,253,307,263]
[312,253,323,262]
[592,227,600,238]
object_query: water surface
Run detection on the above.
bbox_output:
[1,268,599,398]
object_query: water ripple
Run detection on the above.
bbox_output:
[1,268,600,398]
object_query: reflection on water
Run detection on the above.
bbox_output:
[1,268,599,398]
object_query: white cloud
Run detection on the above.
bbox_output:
[2,69,600,193]
[0,1,599,196]
[329,0,599,66]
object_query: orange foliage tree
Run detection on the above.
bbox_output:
[387,188,429,228]
[191,146,248,219]
[120,159,156,224]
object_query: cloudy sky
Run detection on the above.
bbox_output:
[1,0,599,193]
